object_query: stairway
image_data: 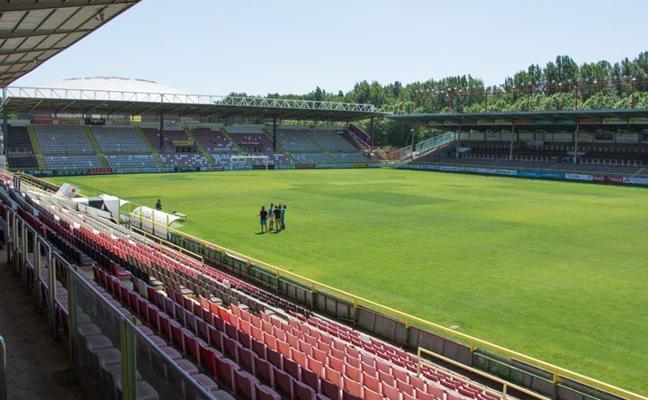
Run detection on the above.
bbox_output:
[220,127,243,153]
[83,127,109,167]
[400,131,456,162]
[26,125,46,170]
[184,127,215,166]
[262,128,290,155]
[136,128,164,167]
[303,129,328,153]
[348,123,372,150]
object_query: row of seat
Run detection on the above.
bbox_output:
[192,128,237,153]
[7,154,39,169]
[5,126,34,153]
[33,125,95,154]
[45,155,102,170]
[92,127,150,153]
[106,154,158,168]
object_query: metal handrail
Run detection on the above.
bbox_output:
[0,335,6,400]
[417,347,550,400]
[66,267,215,399]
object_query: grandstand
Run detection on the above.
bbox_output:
[387,110,648,184]
[1,119,373,173]
[1,84,379,175]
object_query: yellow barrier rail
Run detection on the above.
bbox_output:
[417,347,550,400]
[15,172,59,193]
[25,173,648,400]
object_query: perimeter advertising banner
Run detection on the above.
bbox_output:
[592,175,623,184]
[396,163,648,187]
[623,177,648,185]
[565,173,594,181]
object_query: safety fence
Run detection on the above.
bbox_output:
[417,347,550,400]
[12,172,648,400]
[1,202,215,400]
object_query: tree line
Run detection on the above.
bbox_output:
[259,51,648,147]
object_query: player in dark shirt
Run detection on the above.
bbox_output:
[259,206,268,233]
[273,204,282,231]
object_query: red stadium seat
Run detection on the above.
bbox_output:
[382,383,401,400]
[343,377,362,398]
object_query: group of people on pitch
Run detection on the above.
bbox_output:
[258,203,286,233]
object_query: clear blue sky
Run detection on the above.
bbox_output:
[14,0,648,96]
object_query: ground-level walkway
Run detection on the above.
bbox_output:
[0,259,85,400]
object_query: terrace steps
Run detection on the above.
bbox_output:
[304,129,329,153]
[83,127,109,167]
[183,127,215,166]
[26,125,46,169]
[262,128,290,155]
[220,128,243,152]
[135,127,164,167]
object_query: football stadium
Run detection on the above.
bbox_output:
[0,2,647,400]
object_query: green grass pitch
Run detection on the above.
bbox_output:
[48,169,648,393]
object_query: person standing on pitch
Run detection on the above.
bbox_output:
[274,203,282,231]
[155,198,162,211]
[280,204,287,230]
[259,206,268,233]
[268,203,275,232]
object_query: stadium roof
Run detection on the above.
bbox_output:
[386,109,648,127]
[0,0,140,87]
[1,86,383,121]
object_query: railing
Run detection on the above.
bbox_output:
[417,347,550,400]
[395,132,456,161]
[414,131,455,154]
[1,197,217,400]
[348,123,372,147]
[0,335,6,400]
[6,86,379,113]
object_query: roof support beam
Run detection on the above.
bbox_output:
[0,0,136,12]
[55,100,76,114]
[28,99,44,113]
[0,46,66,57]
[0,29,93,40]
